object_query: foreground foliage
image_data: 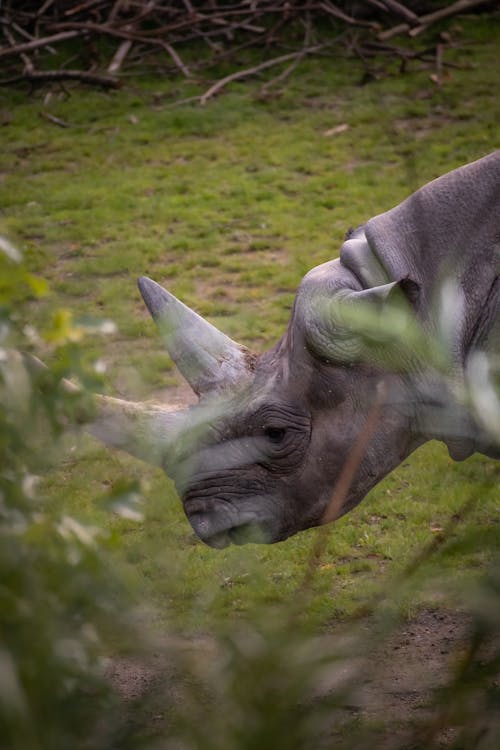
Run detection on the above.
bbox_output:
[1,13,499,749]
[0,251,143,749]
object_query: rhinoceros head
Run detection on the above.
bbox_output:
[91,267,422,548]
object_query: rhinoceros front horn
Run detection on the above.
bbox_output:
[138,276,255,395]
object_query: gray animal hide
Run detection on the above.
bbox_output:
[337,151,500,459]
[362,150,500,357]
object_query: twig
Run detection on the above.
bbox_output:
[116,0,159,27]
[319,1,379,29]
[260,14,313,94]
[379,0,489,41]
[343,491,479,626]
[434,42,443,85]
[10,21,56,54]
[64,0,107,17]
[200,43,326,105]
[162,40,191,78]
[39,111,71,128]
[299,380,388,593]
[2,21,34,73]
[163,94,204,108]
[200,12,266,35]
[377,0,420,25]
[0,69,121,89]
[44,19,193,78]
[36,0,56,17]
[323,382,388,526]
[108,0,126,24]
[107,38,133,74]
[364,0,393,12]
[259,51,305,94]
[0,30,80,60]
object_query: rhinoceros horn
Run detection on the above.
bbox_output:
[138,276,255,395]
[90,278,257,468]
[18,351,195,469]
[23,278,255,470]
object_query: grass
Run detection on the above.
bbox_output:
[1,16,499,634]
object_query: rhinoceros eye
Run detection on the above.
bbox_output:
[264,426,286,444]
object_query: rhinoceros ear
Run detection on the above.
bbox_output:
[138,276,255,396]
[304,277,421,365]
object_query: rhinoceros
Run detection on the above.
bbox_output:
[89,151,500,548]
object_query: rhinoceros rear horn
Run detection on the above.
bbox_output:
[9,351,195,471]
[138,276,255,395]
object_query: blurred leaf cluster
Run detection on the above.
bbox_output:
[164,532,500,750]
[0,240,140,750]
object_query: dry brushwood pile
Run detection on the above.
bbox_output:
[0,1,496,99]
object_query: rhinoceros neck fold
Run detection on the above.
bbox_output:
[364,150,500,351]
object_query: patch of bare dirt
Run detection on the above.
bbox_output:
[356,609,469,715]
[105,608,474,740]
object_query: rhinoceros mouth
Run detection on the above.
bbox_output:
[184,495,274,547]
[228,520,270,545]
[182,474,280,547]
[188,510,273,548]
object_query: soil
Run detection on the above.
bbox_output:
[356,608,468,715]
[106,608,476,744]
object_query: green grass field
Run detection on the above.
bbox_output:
[1,16,499,635]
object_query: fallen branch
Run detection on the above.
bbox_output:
[63,1,108,17]
[39,111,71,127]
[319,0,379,29]
[2,20,34,73]
[162,40,191,78]
[0,69,121,89]
[379,0,489,40]
[107,38,133,74]
[36,0,57,17]
[378,0,420,24]
[0,30,80,59]
[200,44,326,105]
[0,1,495,94]
[259,51,306,94]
